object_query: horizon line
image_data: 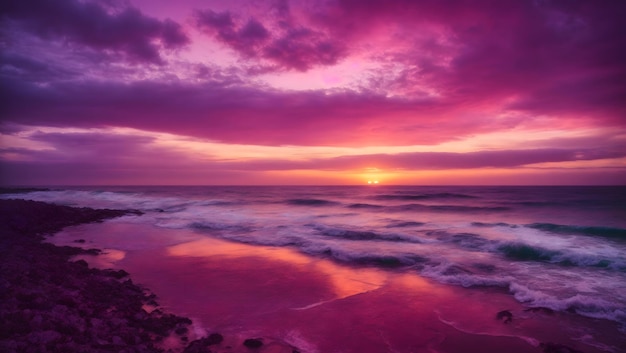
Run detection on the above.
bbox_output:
[2,184,626,188]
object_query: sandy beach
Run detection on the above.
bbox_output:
[2,196,624,352]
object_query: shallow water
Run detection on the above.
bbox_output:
[51,220,624,352]
[6,186,626,351]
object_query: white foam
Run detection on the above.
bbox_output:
[6,187,626,326]
[420,262,512,288]
[435,311,540,347]
[509,282,626,323]
[283,330,319,353]
[573,334,620,353]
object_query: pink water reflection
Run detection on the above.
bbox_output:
[53,221,625,353]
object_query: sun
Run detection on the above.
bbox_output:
[367,180,380,184]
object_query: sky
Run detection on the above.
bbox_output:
[1,0,625,185]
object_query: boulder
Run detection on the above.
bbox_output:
[244,338,264,348]
[496,310,513,323]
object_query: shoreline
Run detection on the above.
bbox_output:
[0,199,194,352]
[1,197,623,353]
[0,199,299,353]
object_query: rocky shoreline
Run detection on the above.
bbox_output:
[0,199,299,353]
[0,199,195,352]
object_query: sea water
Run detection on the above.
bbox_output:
[4,185,626,350]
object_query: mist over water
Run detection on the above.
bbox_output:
[5,185,626,325]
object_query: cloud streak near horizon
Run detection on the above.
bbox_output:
[1,0,625,185]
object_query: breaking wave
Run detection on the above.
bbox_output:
[390,204,510,212]
[526,223,626,240]
[308,224,422,243]
[510,283,626,323]
[286,198,339,206]
[429,231,626,271]
[300,244,430,268]
[3,185,626,324]
[497,243,560,262]
[374,193,478,201]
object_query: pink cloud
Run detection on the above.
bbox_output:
[2,127,625,185]
[1,0,625,185]
[0,131,241,185]
[215,148,626,172]
[5,129,626,170]
[188,0,626,123]
[303,1,625,115]
[2,77,528,146]
[194,7,345,71]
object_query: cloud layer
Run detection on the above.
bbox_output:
[1,0,625,184]
[194,5,345,71]
[1,0,188,63]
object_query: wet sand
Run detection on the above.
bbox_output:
[52,220,626,353]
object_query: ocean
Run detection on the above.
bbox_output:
[4,185,626,351]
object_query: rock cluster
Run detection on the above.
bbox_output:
[183,333,223,353]
[0,199,304,353]
[0,199,190,353]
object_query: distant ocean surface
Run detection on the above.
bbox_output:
[5,185,626,325]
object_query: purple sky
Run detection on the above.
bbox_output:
[1,0,625,185]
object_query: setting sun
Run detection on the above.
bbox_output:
[1,0,625,351]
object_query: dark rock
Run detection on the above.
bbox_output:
[0,311,32,337]
[56,296,77,308]
[84,248,102,255]
[74,259,89,267]
[0,199,140,236]
[243,338,264,348]
[138,313,189,336]
[74,239,86,243]
[540,342,585,353]
[102,269,130,279]
[496,310,513,323]
[112,335,124,345]
[184,338,213,353]
[183,333,223,352]
[28,329,62,344]
[0,199,191,353]
[16,292,38,304]
[206,333,224,345]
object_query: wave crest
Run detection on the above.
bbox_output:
[287,198,338,206]
[527,223,626,240]
[374,193,477,201]
[309,224,422,243]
